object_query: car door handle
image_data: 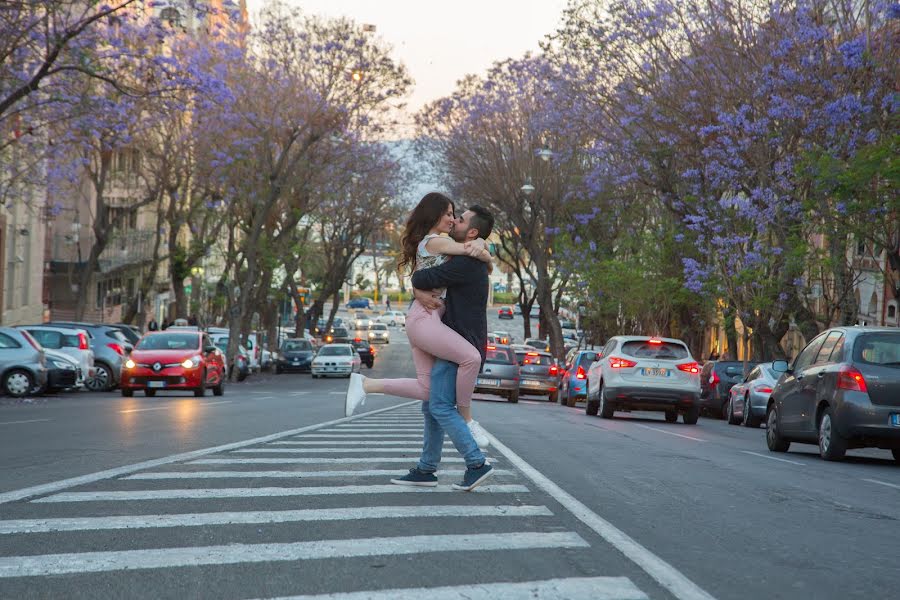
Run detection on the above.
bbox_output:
[817,372,825,378]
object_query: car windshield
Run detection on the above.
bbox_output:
[319,346,351,356]
[371,324,387,331]
[485,348,514,364]
[332,327,349,337]
[621,340,689,360]
[137,333,199,350]
[282,340,312,352]
[854,333,900,367]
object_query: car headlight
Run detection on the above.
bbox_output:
[181,355,202,369]
[124,359,136,369]
[52,360,75,370]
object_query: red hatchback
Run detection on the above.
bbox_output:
[120,331,226,397]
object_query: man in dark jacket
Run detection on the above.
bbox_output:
[390,205,495,491]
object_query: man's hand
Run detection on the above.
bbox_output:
[463,238,487,258]
[413,287,444,312]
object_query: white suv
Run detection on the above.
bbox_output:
[585,336,702,424]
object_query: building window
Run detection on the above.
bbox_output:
[888,303,897,321]
[160,7,182,27]
[856,239,866,256]
[869,292,878,316]
[96,277,125,309]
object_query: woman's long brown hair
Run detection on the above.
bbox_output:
[399,192,454,275]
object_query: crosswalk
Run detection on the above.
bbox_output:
[0,403,658,599]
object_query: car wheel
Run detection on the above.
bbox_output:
[664,410,677,423]
[507,389,519,403]
[145,389,156,397]
[818,407,847,461]
[892,449,900,464]
[121,388,133,397]
[275,366,282,375]
[86,363,112,392]
[366,361,373,369]
[548,390,559,403]
[683,406,700,425]
[3,369,34,398]
[237,370,248,382]
[213,374,225,396]
[727,397,740,425]
[194,371,207,397]
[742,397,758,428]
[766,405,790,452]
[585,388,599,415]
[559,384,568,405]
[599,385,614,419]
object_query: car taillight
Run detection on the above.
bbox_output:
[754,386,773,394]
[709,371,720,387]
[609,356,637,369]
[648,339,662,344]
[549,365,559,376]
[677,361,700,374]
[369,346,375,353]
[576,365,586,379]
[78,332,89,350]
[107,342,125,356]
[837,367,867,392]
[487,345,496,350]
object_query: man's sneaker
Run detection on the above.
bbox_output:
[467,420,490,449]
[390,468,438,487]
[344,373,366,417]
[452,462,494,491]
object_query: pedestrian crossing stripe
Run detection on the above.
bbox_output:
[232,447,474,454]
[122,469,513,480]
[270,440,445,446]
[189,457,483,465]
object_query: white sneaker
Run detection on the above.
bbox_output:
[345,373,366,417]
[467,420,490,449]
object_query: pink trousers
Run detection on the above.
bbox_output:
[380,300,482,407]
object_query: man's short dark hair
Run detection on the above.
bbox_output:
[467,204,494,239]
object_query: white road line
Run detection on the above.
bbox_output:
[0,532,586,578]
[119,401,232,414]
[740,451,806,466]
[0,504,548,534]
[862,478,900,490]
[634,424,707,442]
[33,484,528,503]
[295,434,425,439]
[334,424,422,428]
[123,469,512,480]
[191,457,477,465]
[258,577,648,600]
[323,428,422,433]
[0,401,419,505]
[232,448,447,454]
[487,433,718,600]
[271,441,446,446]
[0,419,51,426]
[253,396,275,400]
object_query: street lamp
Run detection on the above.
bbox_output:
[537,147,553,162]
[520,179,535,196]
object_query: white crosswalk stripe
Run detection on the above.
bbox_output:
[0,404,655,599]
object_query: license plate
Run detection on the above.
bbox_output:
[522,379,542,387]
[477,378,499,386]
[293,360,300,365]
[891,414,900,427]
[642,368,670,377]
[147,381,166,388]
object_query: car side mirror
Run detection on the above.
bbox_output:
[124,344,134,355]
[772,359,789,373]
[204,346,216,354]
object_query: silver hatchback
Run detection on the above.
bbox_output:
[0,327,48,398]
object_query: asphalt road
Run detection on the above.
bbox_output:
[0,310,897,599]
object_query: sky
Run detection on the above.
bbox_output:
[246,0,570,119]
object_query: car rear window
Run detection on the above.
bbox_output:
[519,352,552,365]
[621,340,689,360]
[715,361,756,377]
[577,352,598,368]
[319,346,351,356]
[485,348,514,364]
[283,340,312,351]
[137,333,200,350]
[854,333,900,367]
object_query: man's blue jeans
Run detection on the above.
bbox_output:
[416,358,486,472]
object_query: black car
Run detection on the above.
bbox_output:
[767,327,900,462]
[275,338,316,374]
[351,338,375,369]
[323,326,351,345]
[699,360,758,418]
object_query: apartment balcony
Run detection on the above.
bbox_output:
[50,229,157,273]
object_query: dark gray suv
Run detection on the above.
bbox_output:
[767,327,900,462]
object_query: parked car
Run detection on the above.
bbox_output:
[377,311,406,327]
[108,323,141,346]
[311,343,361,378]
[42,322,130,391]
[351,337,375,368]
[492,331,512,345]
[367,323,390,344]
[275,338,316,374]
[560,349,600,407]
[42,348,81,392]
[524,338,550,352]
[585,336,701,423]
[529,305,541,318]
[766,326,900,462]
[474,344,520,403]
[727,363,779,427]
[346,298,373,309]
[213,337,250,382]
[0,327,48,398]
[514,349,561,402]
[121,331,226,397]
[700,360,758,418]
[17,325,95,385]
[497,306,514,320]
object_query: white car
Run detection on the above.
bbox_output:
[368,323,390,344]
[17,325,95,383]
[377,311,406,327]
[311,344,361,378]
[585,335,702,424]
